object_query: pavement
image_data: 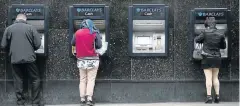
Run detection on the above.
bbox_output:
[2,102,239,106]
[44,102,239,106]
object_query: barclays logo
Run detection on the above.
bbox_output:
[197,12,224,17]
[77,8,81,12]
[136,8,163,13]
[136,8,140,12]
[76,8,103,12]
[198,12,203,16]
[16,8,20,12]
[15,8,41,13]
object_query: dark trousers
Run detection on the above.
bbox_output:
[12,62,41,105]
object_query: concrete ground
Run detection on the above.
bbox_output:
[44,102,239,106]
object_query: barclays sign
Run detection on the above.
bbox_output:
[136,8,163,13]
[75,7,104,16]
[197,12,225,17]
[15,8,41,13]
[76,8,103,12]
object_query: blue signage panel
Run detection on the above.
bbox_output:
[11,6,44,18]
[133,7,165,19]
[194,9,227,20]
[73,7,105,17]
[132,5,166,20]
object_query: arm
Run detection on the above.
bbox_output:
[95,32,102,49]
[220,36,226,49]
[71,34,76,46]
[194,32,204,43]
[1,28,9,49]
[32,27,41,50]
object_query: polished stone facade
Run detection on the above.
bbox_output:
[0,0,239,104]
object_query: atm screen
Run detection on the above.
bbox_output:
[137,36,151,45]
[35,34,45,53]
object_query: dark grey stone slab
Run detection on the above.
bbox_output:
[110,56,131,79]
[44,80,112,104]
[22,0,50,4]
[0,0,8,28]
[230,82,239,101]
[3,81,16,104]
[174,81,239,102]
[229,29,239,80]
[174,82,205,102]
[131,57,174,80]
[1,80,239,104]
[220,82,239,102]
[0,53,5,80]
[0,29,6,79]
[111,83,175,103]
[93,82,112,103]
[0,81,5,104]
[44,80,80,104]
[49,0,88,29]
[46,29,78,80]
[229,0,239,31]
[108,0,129,57]
[229,0,239,81]
[88,0,112,4]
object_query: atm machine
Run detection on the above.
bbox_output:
[190,8,231,60]
[6,4,48,95]
[8,4,49,56]
[68,4,109,57]
[128,4,169,56]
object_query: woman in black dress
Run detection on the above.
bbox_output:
[195,17,226,103]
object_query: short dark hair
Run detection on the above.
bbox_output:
[204,17,216,28]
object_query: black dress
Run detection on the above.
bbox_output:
[195,29,226,69]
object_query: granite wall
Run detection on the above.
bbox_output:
[0,0,239,104]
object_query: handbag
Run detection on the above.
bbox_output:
[193,43,203,60]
